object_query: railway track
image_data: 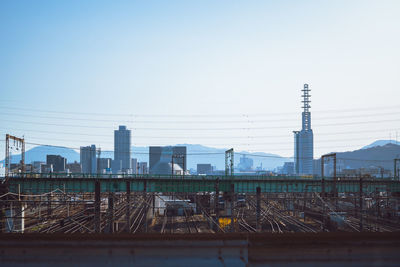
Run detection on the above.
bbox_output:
[184,209,198,234]
[247,198,282,233]
[236,207,256,232]
[265,200,317,233]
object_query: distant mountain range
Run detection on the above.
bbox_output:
[361,140,400,149]
[65,144,289,171]
[2,145,80,164]
[315,142,400,172]
[2,140,400,171]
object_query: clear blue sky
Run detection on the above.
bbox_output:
[1,0,400,158]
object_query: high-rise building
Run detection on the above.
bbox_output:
[293,84,314,175]
[46,155,66,172]
[114,125,131,173]
[149,146,186,174]
[131,158,138,174]
[80,145,97,174]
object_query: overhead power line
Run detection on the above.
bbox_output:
[1,118,399,131]
[20,135,393,147]
[0,104,400,118]
[2,126,400,139]
[1,110,400,124]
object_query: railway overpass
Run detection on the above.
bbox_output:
[4,175,400,194]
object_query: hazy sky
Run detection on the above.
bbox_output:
[1,0,400,159]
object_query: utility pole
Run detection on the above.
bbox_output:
[5,134,25,178]
[225,148,234,176]
[171,156,174,176]
[96,147,101,174]
[321,153,337,198]
[321,153,337,230]
[394,159,400,180]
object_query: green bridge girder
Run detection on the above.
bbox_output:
[4,175,400,194]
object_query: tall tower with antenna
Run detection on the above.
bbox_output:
[294,84,314,175]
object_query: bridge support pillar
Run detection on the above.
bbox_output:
[214,179,219,215]
[94,181,101,233]
[359,177,363,232]
[107,192,114,233]
[303,191,306,222]
[152,193,155,215]
[214,179,220,232]
[143,181,148,233]
[47,195,52,216]
[126,181,131,233]
[256,187,261,231]
[230,183,234,232]
[0,201,3,233]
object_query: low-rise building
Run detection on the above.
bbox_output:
[66,161,82,173]
[97,158,111,174]
[138,162,148,174]
[46,155,66,172]
[197,164,212,175]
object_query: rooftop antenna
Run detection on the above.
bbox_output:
[301,84,311,131]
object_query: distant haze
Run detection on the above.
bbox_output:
[3,140,400,171]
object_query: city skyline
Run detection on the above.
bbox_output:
[3,127,400,175]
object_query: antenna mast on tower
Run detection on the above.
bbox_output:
[301,84,311,131]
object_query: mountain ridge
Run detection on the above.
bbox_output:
[362,140,400,149]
